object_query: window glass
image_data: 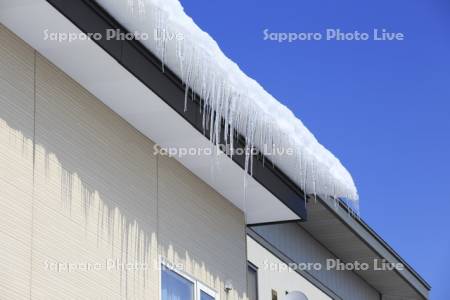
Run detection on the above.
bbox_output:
[200,290,215,300]
[162,266,194,300]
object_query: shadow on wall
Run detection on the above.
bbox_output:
[0,26,246,300]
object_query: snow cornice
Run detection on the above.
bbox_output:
[94,0,358,206]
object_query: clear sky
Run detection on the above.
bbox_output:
[180,0,450,298]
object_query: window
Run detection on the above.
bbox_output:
[197,282,217,300]
[161,265,194,300]
[247,262,258,300]
[200,291,215,300]
[161,263,218,300]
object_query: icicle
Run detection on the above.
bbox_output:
[137,0,145,17]
[109,0,359,214]
[127,0,134,15]
[313,161,318,203]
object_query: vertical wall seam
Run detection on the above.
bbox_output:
[156,153,160,300]
[28,50,37,300]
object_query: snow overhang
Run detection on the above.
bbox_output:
[0,0,309,224]
[92,0,359,205]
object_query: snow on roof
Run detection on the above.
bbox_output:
[95,0,359,204]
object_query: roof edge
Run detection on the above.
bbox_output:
[318,196,431,292]
[44,0,308,220]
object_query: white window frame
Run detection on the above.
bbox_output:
[160,258,219,300]
[197,280,219,300]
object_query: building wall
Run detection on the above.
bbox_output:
[0,20,35,300]
[0,24,247,300]
[247,236,332,300]
[253,223,380,300]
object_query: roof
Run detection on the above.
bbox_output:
[299,196,431,299]
[94,0,359,203]
[1,0,310,224]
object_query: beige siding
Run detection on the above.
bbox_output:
[0,23,35,300]
[158,154,247,300]
[0,24,246,300]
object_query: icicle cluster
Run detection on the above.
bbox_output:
[96,0,359,207]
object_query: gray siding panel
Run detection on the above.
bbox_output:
[253,223,380,300]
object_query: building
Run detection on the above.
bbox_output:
[0,0,430,299]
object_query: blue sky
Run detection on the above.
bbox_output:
[180,0,450,298]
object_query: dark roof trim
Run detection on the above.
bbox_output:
[248,219,300,227]
[45,0,307,220]
[322,197,431,292]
